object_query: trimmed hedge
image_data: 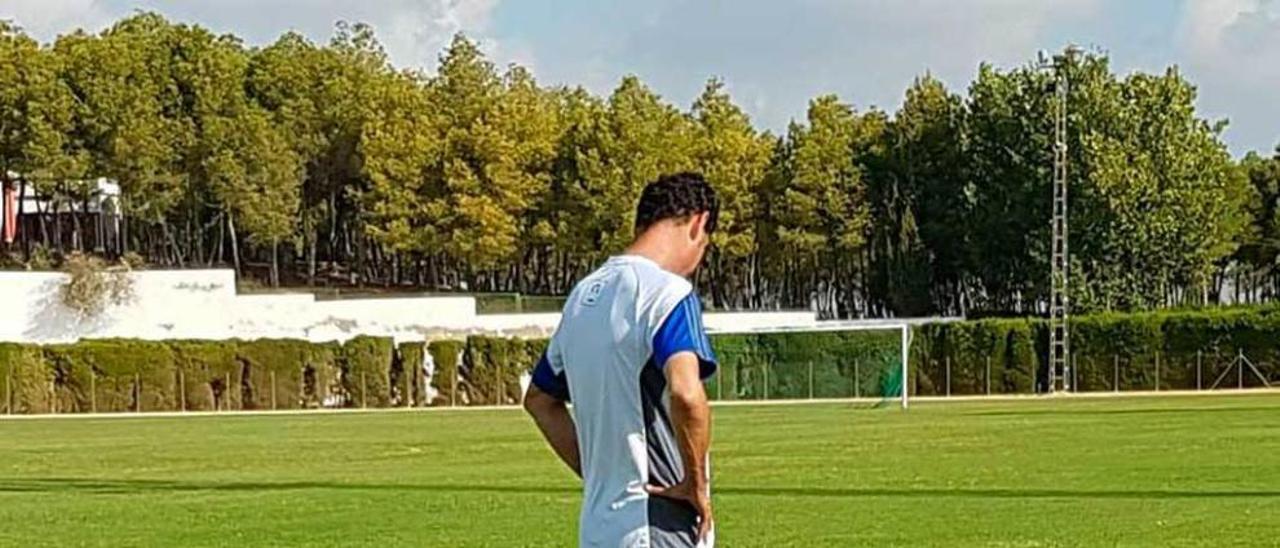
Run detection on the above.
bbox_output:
[0,305,1276,414]
[340,336,394,408]
[427,339,464,406]
[0,343,53,414]
[43,339,177,413]
[235,339,340,410]
[912,319,1037,396]
[710,331,902,400]
[169,340,240,410]
[463,336,543,405]
[395,342,421,407]
[915,307,1280,394]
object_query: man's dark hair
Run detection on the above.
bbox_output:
[634,172,719,235]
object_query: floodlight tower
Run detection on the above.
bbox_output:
[1038,46,1079,394]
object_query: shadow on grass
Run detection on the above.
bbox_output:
[2,478,1276,500]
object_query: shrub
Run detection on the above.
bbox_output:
[168,340,240,411]
[0,343,53,414]
[235,339,330,410]
[395,341,426,407]
[43,339,176,412]
[427,339,464,406]
[340,336,394,407]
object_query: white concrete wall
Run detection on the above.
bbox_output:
[1,269,818,344]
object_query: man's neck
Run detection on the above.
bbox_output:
[624,233,681,276]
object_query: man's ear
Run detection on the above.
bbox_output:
[687,212,708,241]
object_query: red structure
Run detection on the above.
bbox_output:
[2,181,15,244]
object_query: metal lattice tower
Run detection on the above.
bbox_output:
[1044,48,1077,394]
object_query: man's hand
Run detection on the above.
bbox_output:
[523,384,581,478]
[645,478,713,541]
[650,351,713,541]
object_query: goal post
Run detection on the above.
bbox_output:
[706,320,917,409]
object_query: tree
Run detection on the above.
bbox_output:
[425,37,560,285]
[566,76,695,267]
[868,75,969,316]
[689,78,773,309]
[1,21,89,256]
[360,70,439,263]
[771,95,876,318]
[1231,146,1280,302]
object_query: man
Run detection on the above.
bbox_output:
[524,172,719,547]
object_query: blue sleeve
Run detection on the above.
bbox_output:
[530,352,570,401]
[651,292,718,379]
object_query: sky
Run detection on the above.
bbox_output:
[3,0,1278,156]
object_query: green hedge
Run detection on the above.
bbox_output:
[395,341,425,407]
[42,339,177,413]
[169,340,241,411]
[340,336,394,408]
[0,337,386,414]
[915,307,1280,394]
[427,339,464,406]
[0,343,53,414]
[234,339,340,410]
[0,306,1276,414]
[463,336,543,405]
[912,319,1037,396]
[709,331,902,400]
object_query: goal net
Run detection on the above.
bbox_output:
[707,321,910,409]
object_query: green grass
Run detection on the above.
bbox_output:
[1,394,1278,547]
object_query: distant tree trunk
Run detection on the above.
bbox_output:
[307,228,318,286]
[271,240,280,287]
[209,213,224,267]
[162,220,184,267]
[228,211,241,278]
[52,195,64,254]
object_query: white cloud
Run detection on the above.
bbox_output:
[1178,0,1280,152]
[525,0,1102,129]
[0,0,510,71]
[0,0,114,41]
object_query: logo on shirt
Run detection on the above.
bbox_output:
[582,280,605,306]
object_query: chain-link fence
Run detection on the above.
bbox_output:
[913,349,1275,397]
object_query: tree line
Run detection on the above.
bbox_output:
[1,13,1277,318]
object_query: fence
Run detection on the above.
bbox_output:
[913,349,1275,397]
[3,336,1279,415]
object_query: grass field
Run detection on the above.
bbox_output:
[1,394,1278,547]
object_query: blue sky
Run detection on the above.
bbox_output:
[4,0,1278,155]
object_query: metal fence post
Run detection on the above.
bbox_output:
[985,357,991,395]
[1196,350,1202,391]
[271,370,277,410]
[945,357,951,397]
[807,360,814,400]
[1113,355,1119,393]
[854,359,860,398]
[763,361,770,400]
[225,372,231,411]
[1155,351,1161,392]
[1238,349,1244,390]
[178,369,186,412]
[135,372,141,413]
[90,373,97,413]
[361,372,368,408]
[5,366,11,415]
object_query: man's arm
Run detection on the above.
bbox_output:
[523,384,581,478]
[645,351,713,541]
